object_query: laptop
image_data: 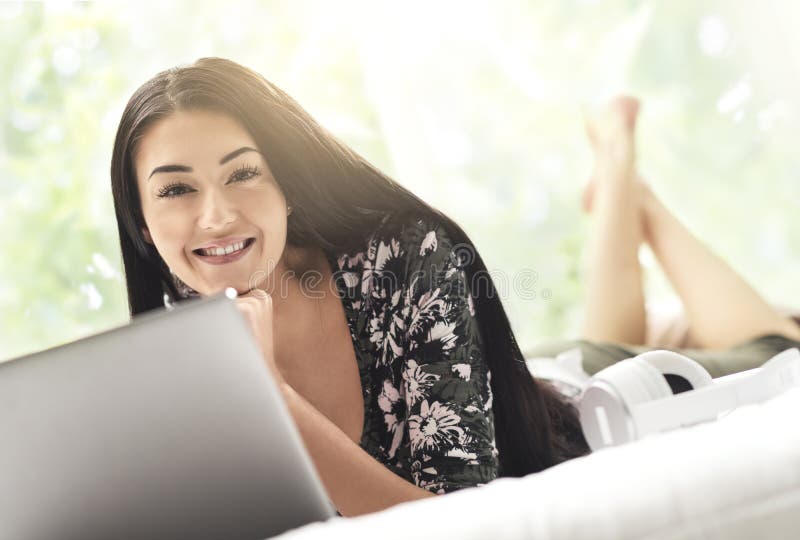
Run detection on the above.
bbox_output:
[0,292,335,540]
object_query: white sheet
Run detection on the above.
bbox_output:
[273,388,800,540]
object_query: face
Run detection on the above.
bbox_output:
[135,109,289,297]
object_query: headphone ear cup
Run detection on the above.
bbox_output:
[630,358,673,400]
[593,360,653,408]
[634,350,713,392]
[580,359,659,449]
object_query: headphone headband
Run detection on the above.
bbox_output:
[579,348,800,451]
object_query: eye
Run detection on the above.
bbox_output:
[157,182,194,198]
[228,164,261,183]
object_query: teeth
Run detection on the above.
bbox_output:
[199,240,248,257]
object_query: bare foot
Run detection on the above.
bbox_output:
[582,96,640,213]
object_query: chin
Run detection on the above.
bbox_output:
[211,280,255,298]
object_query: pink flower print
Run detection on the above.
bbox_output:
[408,400,466,453]
[402,360,440,407]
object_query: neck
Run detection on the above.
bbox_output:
[267,247,340,361]
[256,245,334,321]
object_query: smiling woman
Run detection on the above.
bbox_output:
[110,57,588,516]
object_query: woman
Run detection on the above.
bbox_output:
[110,58,800,517]
[527,96,800,378]
[110,57,587,518]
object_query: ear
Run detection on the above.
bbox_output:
[142,228,153,244]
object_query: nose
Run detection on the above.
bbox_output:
[197,189,237,230]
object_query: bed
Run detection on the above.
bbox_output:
[271,386,800,540]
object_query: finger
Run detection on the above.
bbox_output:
[235,288,265,306]
[234,304,256,322]
[234,297,257,309]
[242,287,270,300]
[234,298,264,316]
[235,295,272,319]
[243,291,273,310]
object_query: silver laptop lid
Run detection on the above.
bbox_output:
[0,292,334,540]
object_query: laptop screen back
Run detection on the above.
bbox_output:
[0,293,334,540]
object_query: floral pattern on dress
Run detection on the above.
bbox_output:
[326,212,499,494]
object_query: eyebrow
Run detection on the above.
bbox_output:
[148,146,260,180]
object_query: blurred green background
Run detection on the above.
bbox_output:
[2,0,799,361]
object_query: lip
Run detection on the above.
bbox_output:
[193,238,255,266]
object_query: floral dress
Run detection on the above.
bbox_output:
[324,212,499,494]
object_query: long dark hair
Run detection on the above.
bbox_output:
[110,57,587,477]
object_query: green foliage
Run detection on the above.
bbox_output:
[2,0,799,360]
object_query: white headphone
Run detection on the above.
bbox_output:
[579,347,800,451]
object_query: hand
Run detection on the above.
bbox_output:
[234,289,282,383]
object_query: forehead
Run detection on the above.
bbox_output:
[135,110,258,178]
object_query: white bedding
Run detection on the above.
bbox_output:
[273,388,800,540]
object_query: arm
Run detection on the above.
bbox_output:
[278,382,434,517]
[399,220,500,493]
[235,290,434,517]
[236,217,498,513]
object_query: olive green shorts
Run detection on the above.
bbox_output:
[524,334,800,378]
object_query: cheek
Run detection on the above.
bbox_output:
[145,208,193,256]
[238,188,287,228]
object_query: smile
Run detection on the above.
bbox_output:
[193,238,255,265]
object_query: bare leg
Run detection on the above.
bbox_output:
[640,184,800,348]
[581,97,647,345]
